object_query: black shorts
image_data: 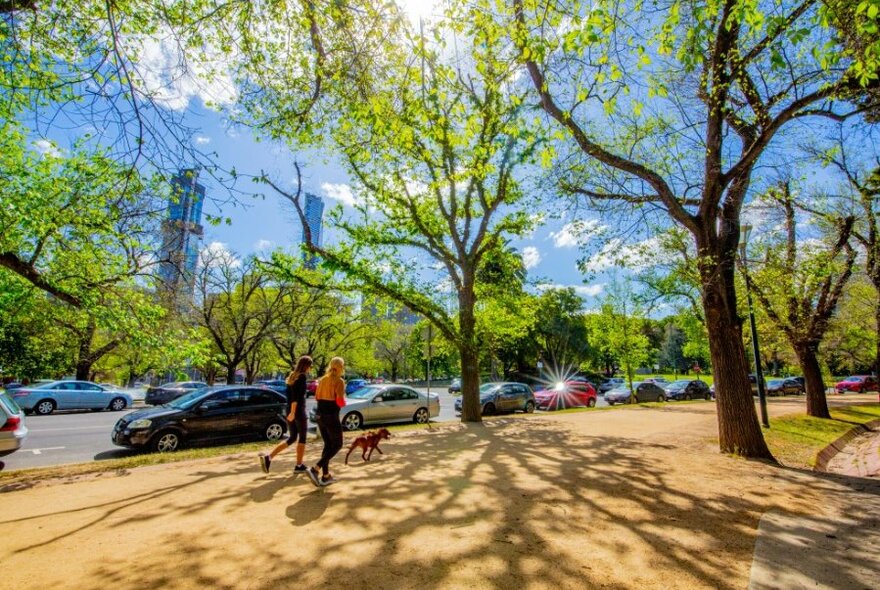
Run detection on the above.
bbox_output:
[287,409,308,444]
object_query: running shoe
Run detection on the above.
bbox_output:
[293,463,308,473]
[306,467,321,487]
[259,454,271,473]
[320,474,337,486]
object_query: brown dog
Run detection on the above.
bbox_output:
[345,428,391,464]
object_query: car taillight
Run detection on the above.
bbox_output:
[1,415,21,431]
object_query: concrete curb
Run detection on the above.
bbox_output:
[813,418,880,472]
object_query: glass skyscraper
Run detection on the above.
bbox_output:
[303,192,324,268]
[158,169,205,293]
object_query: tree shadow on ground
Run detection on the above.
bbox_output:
[6,409,878,590]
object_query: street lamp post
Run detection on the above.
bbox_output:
[740,225,770,428]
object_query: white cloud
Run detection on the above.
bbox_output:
[253,239,274,252]
[574,284,605,297]
[194,135,211,145]
[582,236,674,273]
[321,182,359,207]
[537,283,605,298]
[33,139,62,158]
[127,28,238,111]
[522,246,541,270]
[550,219,606,248]
[200,241,241,268]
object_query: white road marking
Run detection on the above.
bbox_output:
[25,447,66,455]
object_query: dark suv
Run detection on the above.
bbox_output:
[113,386,287,452]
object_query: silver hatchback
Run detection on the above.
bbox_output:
[0,391,28,458]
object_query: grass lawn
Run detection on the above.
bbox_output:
[763,404,880,469]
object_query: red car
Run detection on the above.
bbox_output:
[534,380,597,411]
[306,379,318,397]
[835,375,878,394]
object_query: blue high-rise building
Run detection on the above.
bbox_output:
[158,169,205,293]
[303,192,324,269]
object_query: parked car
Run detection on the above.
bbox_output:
[257,379,288,394]
[145,381,208,405]
[766,378,804,396]
[598,378,625,394]
[749,374,768,395]
[785,376,805,388]
[448,377,461,394]
[306,379,318,397]
[112,386,288,452]
[346,379,369,394]
[534,380,597,410]
[605,381,666,405]
[2,382,23,391]
[453,382,536,416]
[0,391,28,457]
[835,375,879,394]
[310,384,440,431]
[663,379,712,401]
[644,377,670,386]
[10,380,133,415]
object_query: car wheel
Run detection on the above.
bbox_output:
[705,392,712,400]
[656,394,665,403]
[265,421,285,441]
[342,412,363,431]
[524,401,535,413]
[587,398,596,408]
[684,393,692,401]
[482,402,496,416]
[607,401,614,406]
[151,430,181,453]
[413,407,430,424]
[35,399,56,415]
[109,397,127,411]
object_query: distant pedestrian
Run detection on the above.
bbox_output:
[259,355,313,474]
[306,356,346,487]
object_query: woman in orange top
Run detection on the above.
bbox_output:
[307,356,346,487]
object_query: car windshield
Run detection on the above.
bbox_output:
[844,377,863,382]
[35,381,63,389]
[167,389,212,409]
[479,383,501,394]
[768,379,784,386]
[348,386,382,400]
[669,380,691,388]
[609,385,634,393]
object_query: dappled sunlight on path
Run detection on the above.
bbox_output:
[1,400,877,589]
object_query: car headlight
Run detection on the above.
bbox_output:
[129,419,152,429]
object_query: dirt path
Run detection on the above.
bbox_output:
[1,397,878,589]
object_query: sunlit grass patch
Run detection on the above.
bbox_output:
[764,404,880,468]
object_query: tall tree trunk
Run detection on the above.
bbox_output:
[796,344,830,419]
[699,244,774,460]
[75,359,92,381]
[876,297,880,377]
[458,281,482,423]
[226,362,237,384]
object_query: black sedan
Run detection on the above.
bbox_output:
[144,381,207,405]
[663,379,712,401]
[113,386,287,452]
